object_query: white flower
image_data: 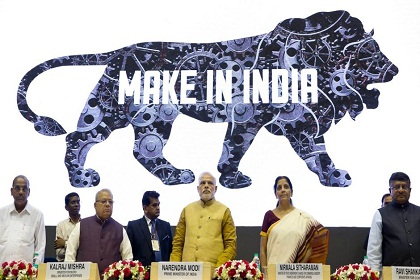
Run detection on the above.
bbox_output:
[214,259,263,280]
[103,260,149,280]
[0,260,37,280]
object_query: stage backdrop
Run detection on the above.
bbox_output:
[0,0,419,227]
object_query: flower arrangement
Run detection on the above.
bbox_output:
[103,260,149,280]
[213,259,263,280]
[331,263,379,280]
[0,260,38,280]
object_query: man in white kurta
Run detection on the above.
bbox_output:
[0,175,46,264]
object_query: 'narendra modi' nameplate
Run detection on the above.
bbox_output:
[391,266,420,280]
[275,263,323,280]
[46,262,91,279]
[157,262,204,280]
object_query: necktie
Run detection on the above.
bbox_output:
[151,219,162,262]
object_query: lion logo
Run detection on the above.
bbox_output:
[17,10,398,188]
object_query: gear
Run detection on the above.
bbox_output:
[76,95,105,132]
[134,128,166,163]
[126,101,158,127]
[96,77,120,112]
[218,139,234,166]
[158,104,179,123]
[299,38,331,68]
[150,163,195,185]
[222,37,254,53]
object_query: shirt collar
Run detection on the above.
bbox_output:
[144,215,156,225]
[391,201,410,208]
[95,214,111,224]
[68,215,81,224]
[200,198,215,207]
[9,203,30,214]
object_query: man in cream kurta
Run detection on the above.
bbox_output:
[170,172,237,268]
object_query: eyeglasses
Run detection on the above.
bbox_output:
[391,185,410,191]
[96,200,114,205]
[13,186,29,192]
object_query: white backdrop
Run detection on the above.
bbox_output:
[0,0,418,227]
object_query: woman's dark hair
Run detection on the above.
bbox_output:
[273,176,293,193]
[274,176,293,206]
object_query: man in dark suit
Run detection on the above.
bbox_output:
[127,191,173,266]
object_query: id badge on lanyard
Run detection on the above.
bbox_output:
[152,239,160,251]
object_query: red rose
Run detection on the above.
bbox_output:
[352,264,360,270]
[371,271,379,280]
[139,266,144,272]
[18,261,26,270]
[27,267,33,276]
[104,267,110,273]
[218,266,223,275]
[123,267,131,277]
[251,268,257,275]
[240,270,247,278]
[130,261,136,267]
[228,269,236,277]
[225,261,232,268]
[348,272,355,280]
[2,262,8,269]
[113,269,121,277]
[144,271,150,280]
[3,269,9,276]
[362,274,368,280]
[11,268,19,276]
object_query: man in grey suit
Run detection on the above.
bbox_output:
[127,191,173,266]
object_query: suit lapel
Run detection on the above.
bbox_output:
[140,217,153,250]
[156,219,164,241]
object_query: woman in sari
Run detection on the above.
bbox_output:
[260,176,326,273]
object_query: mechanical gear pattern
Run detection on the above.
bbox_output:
[17,10,398,188]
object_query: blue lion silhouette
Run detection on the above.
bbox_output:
[17,10,398,188]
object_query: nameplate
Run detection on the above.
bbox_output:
[157,262,204,280]
[391,266,420,280]
[45,262,91,279]
[274,263,323,280]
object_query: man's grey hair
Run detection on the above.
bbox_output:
[198,171,216,185]
[95,188,113,201]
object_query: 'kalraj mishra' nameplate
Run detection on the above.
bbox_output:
[275,263,323,280]
[391,266,420,280]
[46,262,91,279]
[158,262,204,279]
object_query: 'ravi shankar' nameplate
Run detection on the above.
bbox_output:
[275,263,323,280]
[391,266,420,280]
[46,262,91,279]
[158,262,204,280]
